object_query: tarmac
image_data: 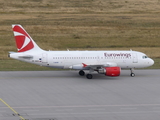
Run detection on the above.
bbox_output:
[0,69,160,120]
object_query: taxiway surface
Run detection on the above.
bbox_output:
[0,70,160,120]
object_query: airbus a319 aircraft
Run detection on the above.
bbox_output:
[9,24,154,79]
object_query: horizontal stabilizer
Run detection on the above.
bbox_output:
[18,55,33,59]
[9,51,16,54]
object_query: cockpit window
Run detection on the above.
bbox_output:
[142,56,148,59]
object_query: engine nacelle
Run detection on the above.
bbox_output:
[98,67,121,77]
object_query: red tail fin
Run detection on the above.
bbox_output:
[12,24,42,52]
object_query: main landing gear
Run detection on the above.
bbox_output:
[130,68,135,77]
[79,70,85,76]
[79,68,136,79]
[79,70,93,79]
[86,74,93,79]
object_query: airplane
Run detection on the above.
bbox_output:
[9,24,154,79]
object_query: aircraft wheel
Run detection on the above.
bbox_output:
[79,70,85,76]
[86,74,93,79]
[130,73,135,77]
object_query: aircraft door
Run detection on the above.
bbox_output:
[132,53,138,63]
[42,53,48,63]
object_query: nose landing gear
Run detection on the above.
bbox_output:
[130,68,135,77]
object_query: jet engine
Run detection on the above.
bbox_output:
[98,67,121,77]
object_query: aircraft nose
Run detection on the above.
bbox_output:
[149,58,154,66]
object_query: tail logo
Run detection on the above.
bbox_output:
[13,25,34,52]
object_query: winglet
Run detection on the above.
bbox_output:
[82,63,87,67]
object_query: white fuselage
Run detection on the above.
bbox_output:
[10,24,155,79]
[9,50,154,70]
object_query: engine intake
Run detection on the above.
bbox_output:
[98,67,121,77]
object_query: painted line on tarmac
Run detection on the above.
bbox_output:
[0,98,25,120]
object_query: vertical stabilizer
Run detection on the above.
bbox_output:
[12,24,43,52]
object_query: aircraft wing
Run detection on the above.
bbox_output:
[82,62,118,69]
[70,62,118,70]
